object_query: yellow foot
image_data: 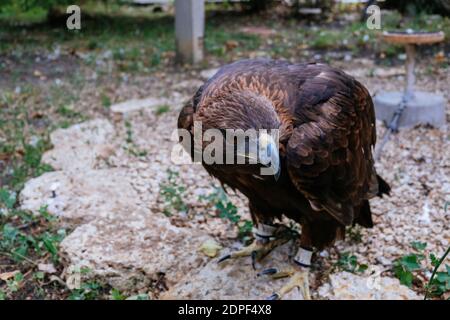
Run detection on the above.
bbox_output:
[217,226,293,269]
[264,267,311,300]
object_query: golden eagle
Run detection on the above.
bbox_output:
[178,59,390,299]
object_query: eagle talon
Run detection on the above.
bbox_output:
[267,293,280,300]
[251,251,258,270]
[265,269,311,300]
[258,267,295,279]
[217,254,231,264]
[216,230,292,267]
[257,268,278,277]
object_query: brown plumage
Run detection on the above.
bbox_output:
[178,59,390,250]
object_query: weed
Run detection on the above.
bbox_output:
[126,293,149,300]
[68,281,103,300]
[159,169,188,217]
[122,121,147,157]
[110,288,126,300]
[424,204,450,299]
[346,226,363,243]
[155,105,170,115]
[425,250,450,299]
[101,94,111,108]
[393,240,450,300]
[393,241,427,287]
[335,252,368,273]
[6,272,24,293]
[0,188,16,210]
[200,187,253,240]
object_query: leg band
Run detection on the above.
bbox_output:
[293,247,313,268]
[253,223,277,241]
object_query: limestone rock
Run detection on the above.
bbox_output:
[42,119,116,171]
[60,211,213,291]
[49,119,114,148]
[161,241,305,300]
[111,97,169,114]
[317,271,421,300]
[19,168,156,225]
[42,144,115,171]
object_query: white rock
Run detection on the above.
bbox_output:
[42,144,115,171]
[162,241,305,300]
[111,97,169,114]
[49,119,115,148]
[20,169,154,225]
[60,211,213,290]
[318,271,420,300]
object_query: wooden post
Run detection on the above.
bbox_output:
[175,0,204,64]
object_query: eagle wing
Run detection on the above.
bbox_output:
[286,67,378,226]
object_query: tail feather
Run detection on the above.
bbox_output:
[376,175,391,197]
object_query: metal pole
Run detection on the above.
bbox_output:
[404,44,416,102]
[375,43,417,160]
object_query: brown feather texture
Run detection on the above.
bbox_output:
[178,59,390,249]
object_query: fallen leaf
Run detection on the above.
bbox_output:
[225,40,239,51]
[435,51,446,63]
[0,270,20,281]
[199,239,223,258]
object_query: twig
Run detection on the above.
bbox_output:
[424,246,450,300]
[0,251,39,266]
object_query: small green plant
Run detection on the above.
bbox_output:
[346,226,363,243]
[159,169,188,217]
[101,94,111,108]
[57,105,81,118]
[424,203,450,299]
[0,201,66,264]
[122,121,147,157]
[5,272,24,294]
[393,240,450,299]
[335,252,368,273]
[425,249,450,299]
[200,187,253,239]
[0,188,16,210]
[155,105,170,115]
[393,242,427,287]
[110,288,126,300]
[68,281,103,300]
[125,121,133,144]
[126,293,149,300]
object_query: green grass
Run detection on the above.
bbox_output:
[155,105,170,115]
[122,121,147,158]
[0,189,68,299]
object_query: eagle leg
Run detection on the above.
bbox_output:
[217,224,293,269]
[266,267,311,300]
[263,226,314,300]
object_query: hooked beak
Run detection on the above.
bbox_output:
[258,133,281,181]
[265,141,281,180]
[234,132,281,181]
